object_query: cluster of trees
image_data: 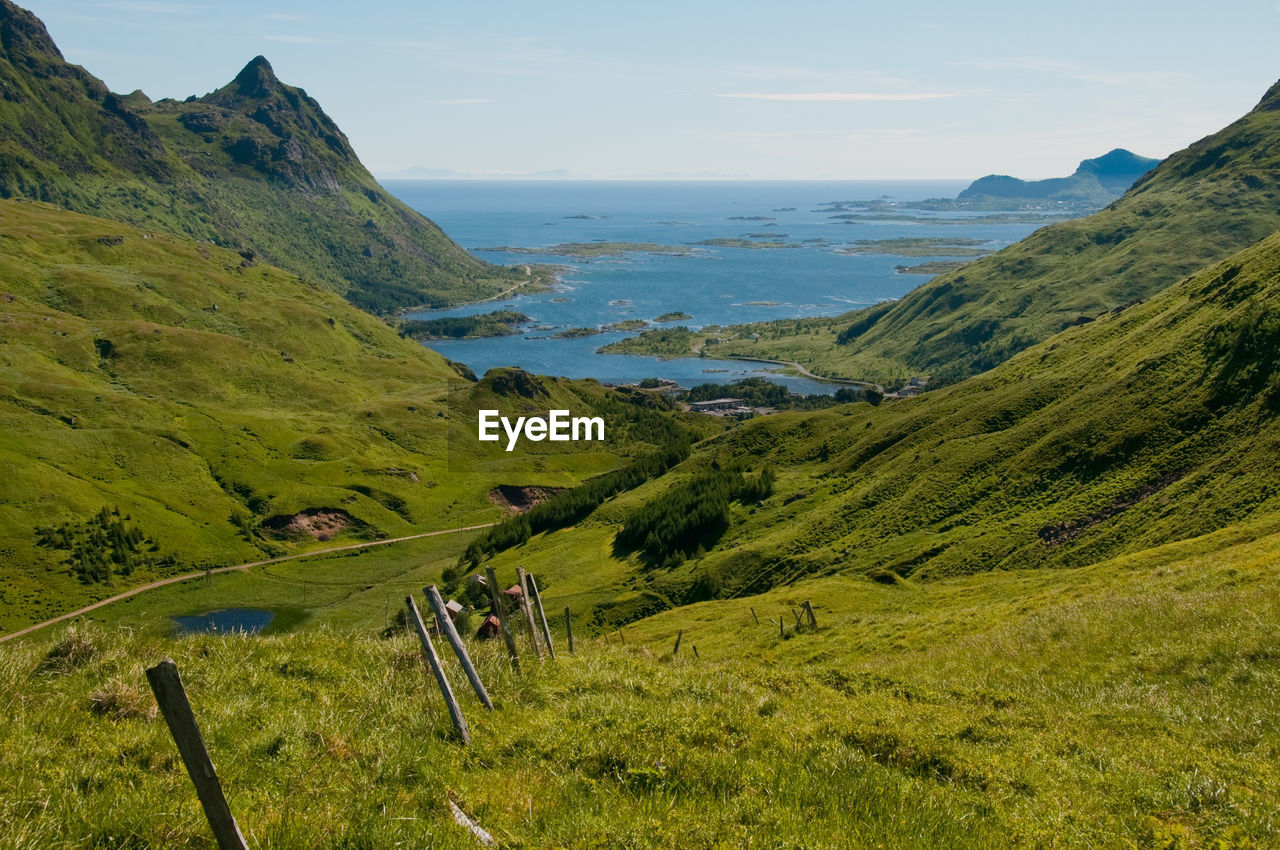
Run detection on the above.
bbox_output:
[683,378,864,411]
[398,310,530,340]
[35,507,171,584]
[459,443,692,568]
[615,464,775,568]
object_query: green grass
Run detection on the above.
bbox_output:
[3,516,1277,847]
[0,200,709,634]
[493,224,1280,630]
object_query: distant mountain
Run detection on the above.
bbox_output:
[958,148,1160,204]
[0,1,522,313]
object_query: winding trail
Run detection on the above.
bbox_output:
[0,523,495,645]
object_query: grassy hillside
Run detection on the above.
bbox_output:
[0,1,523,312]
[0,199,709,634]
[2,517,1276,847]
[484,222,1280,627]
[622,79,1280,385]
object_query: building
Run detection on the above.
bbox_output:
[476,614,502,640]
[689,398,745,412]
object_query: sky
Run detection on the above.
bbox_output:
[20,0,1280,180]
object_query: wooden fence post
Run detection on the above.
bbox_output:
[527,573,556,660]
[692,645,699,659]
[672,629,683,656]
[484,567,520,671]
[424,585,493,710]
[564,606,575,654]
[516,567,544,660]
[803,600,818,629]
[406,596,471,745]
[145,659,248,850]
[780,614,785,638]
[750,607,759,625]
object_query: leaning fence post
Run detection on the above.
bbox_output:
[804,600,818,629]
[484,567,520,671]
[672,629,683,656]
[516,567,544,660]
[424,585,493,710]
[145,659,248,850]
[750,607,759,625]
[564,606,575,654]
[527,573,557,660]
[406,596,472,745]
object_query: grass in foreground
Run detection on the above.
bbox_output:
[3,521,1278,847]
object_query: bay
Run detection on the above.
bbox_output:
[389,180,1049,393]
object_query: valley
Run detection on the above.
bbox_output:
[1,0,1279,845]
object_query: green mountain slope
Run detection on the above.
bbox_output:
[0,200,703,634]
[836,80,1280,384]
[4,517,1277,846]
[0,1,522,312]
[634,82,1280,386]
[481,222,1280,622]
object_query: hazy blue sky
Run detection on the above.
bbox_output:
[22,0,1280,179]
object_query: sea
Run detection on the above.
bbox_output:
[387,180,1047,394]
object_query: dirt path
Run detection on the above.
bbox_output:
[0,523,496,644]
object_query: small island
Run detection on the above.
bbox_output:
[694,238,798,250]
[481,242,696,258]
[606,319,648,332]
[398,310,530,340]
[839,237,994,258]
[896,260,974,275]
[654,311,693,322]
[599,327,700,358]
[552,326,604,339]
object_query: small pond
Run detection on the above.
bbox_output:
[172,608,275,635]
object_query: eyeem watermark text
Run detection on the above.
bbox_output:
[478,409,605,451]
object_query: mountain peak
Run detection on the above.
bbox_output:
[0,0,65,64]
[231,55,279,99]
[1072,148,1160,190]
[1256,78,1280,113]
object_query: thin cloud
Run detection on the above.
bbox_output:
[958,58,1188,87]
[264,34,340,45]
[96,1,206,12]
[717,92,961,102]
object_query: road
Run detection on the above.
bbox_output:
[685,342,881,391]
[0,523,496,645]
[717,353,883,391]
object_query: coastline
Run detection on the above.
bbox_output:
[596,341,880,390]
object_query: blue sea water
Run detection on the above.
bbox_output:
[388,180,1046,393]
